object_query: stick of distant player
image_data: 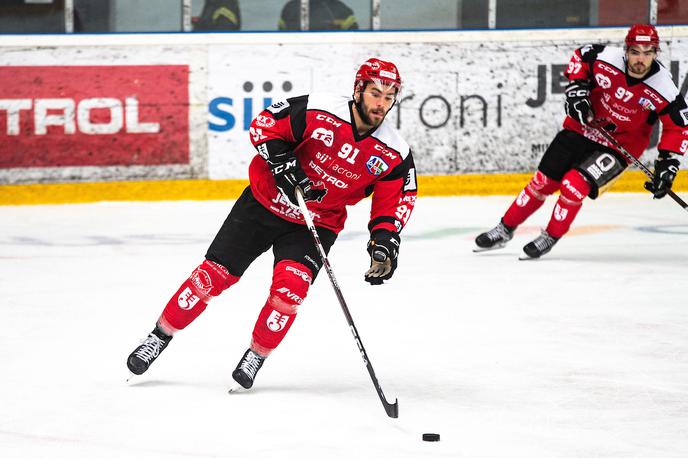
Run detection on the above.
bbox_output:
[589,120,688,211]
[295,188,399,419]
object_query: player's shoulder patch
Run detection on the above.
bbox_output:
[371,122,411,160]
[643,65,680,104]
[306,93,352,121]
[596,46,625,72]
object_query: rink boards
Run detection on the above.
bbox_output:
[1,27,687,203]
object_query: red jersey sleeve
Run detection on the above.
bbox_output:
[248,95,308,161]
[657,94,688,156]
[368,153,417,235]
[564,44,605,81]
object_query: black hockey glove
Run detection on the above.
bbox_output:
[268,156,327,207]
[364,230,400,285]
[644,154,680,199]
[564,80,594,125]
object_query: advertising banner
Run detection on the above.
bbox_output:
[0,65,189,169]
[207,37,688,179]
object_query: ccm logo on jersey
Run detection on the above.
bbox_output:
[315,113,342,128]
[311,127,334,147]
[374,144,398,160]
[595,73,612,89]
[642,89,663,105]
[598,62,619,76]
[366,156,389,176]
[255,114,276,128]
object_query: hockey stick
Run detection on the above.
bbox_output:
[295,188,399,418]
[589,121,688,211]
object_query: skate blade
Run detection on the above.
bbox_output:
[227,382,247,394]
[518,255,539,261]
[473,244,506,253]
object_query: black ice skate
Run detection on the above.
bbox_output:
[127,326,173,376]
[521,230,559,259]
[230,349,266,391]
[474,219,515,252]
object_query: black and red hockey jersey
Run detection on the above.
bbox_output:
[564,45,688,159]
[247,93,417,235]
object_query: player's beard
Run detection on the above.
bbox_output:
[629,61,649,76]
[359,103,387,128]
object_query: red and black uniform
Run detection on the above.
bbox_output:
[564,45,688,159]
[501,45,687,240]
[157,92,416,356]
[248,93,416,235]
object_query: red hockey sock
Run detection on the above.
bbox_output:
[503,170,560,228]
[250,260,313,356]
[546,170,591,238]
[158,259,239,333]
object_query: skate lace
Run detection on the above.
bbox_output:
[486,223,509,241]
[239,352,264,378]
[533,232,556,251]
[134,334,164,363]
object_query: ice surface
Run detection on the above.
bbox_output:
[1,194,687,458]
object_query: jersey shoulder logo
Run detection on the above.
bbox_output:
[366,155,389,176]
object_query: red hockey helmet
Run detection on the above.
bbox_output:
[354,58,402,95]
[625,24,660,50]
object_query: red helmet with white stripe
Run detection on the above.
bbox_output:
[625,24,660,50]
[354,58,402,95]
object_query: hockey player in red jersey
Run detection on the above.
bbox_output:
[126,58,417,390]
[476,24,687,259]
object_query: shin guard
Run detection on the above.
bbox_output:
[546,170,591,238]
[250,260,313,356]
[503,170,560,228]
[159,259,239,333]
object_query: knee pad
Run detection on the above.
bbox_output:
[160,259,240,333]
[560,170,591,204]
[527,170,560,200]
[267,260,313,315]
[182,259,239,306]
[250,261,313,355]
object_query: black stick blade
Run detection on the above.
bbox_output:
[385,399,399,418]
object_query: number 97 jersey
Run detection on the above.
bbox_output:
[564,45,688,159]
[247,93,417,235]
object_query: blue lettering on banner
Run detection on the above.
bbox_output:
[208,97,273,132]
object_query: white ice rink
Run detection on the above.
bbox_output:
[1,193,687,458]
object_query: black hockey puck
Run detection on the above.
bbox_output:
[422,433,440,442]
